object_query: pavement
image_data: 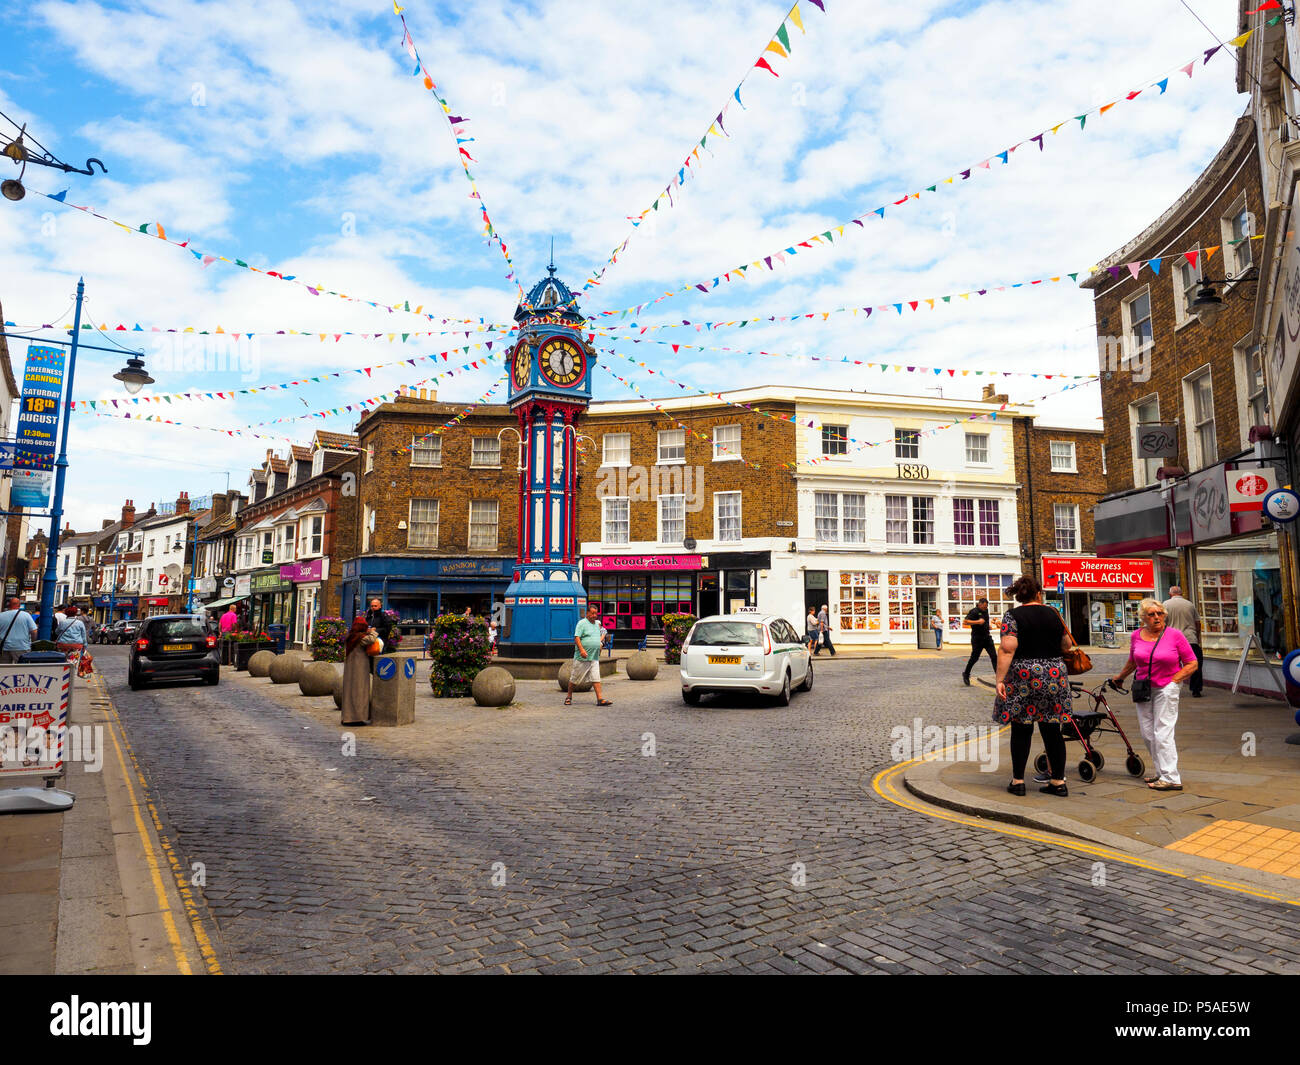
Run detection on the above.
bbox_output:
[0,668,214,974]
[903,651,1300,902]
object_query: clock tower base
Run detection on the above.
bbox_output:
[497,563,588,660]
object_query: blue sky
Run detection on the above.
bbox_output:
[0,0,1246,530]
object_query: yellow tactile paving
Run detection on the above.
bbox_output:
[1166,819,1300,879]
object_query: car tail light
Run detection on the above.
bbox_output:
[205,635,216,648]
[135,638,148,651]
[763,626,772,655]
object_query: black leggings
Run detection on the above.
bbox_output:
[1010,721,1065,781]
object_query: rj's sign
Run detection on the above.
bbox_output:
[1040,555,1154,590]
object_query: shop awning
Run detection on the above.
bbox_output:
[204,596,248,611]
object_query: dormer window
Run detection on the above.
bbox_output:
[539,283,559,307]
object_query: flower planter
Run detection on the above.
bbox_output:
[234,641,276,671]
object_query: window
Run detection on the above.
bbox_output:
[1053,504,1079,552]
[471,437,501,468]
[1049,441,1076,472]
[713,424,741,461]
[63,555,70,576]
[1101,443,1107,475]
[147,539,155,557]
[894,429,919,460]
[411,434,442,467]
[815,492,839,542]
[911,496,935,544]
[964,433,989,464]
[1132,396,1162,487]
[657,430,685,464]
[362,505,373,552]
[1248,346,1268,429]
[1222,199,1254,278]
[954,498,975,546]
[275,523,295,563]
[468,500,498,550]
[658,495,685,544]
[714,492,742,542]
[1175,249,1202,326]
[602,433,631,468]
[602,497,629,545]
[821,425,848,457]
[978,499,1000,546]
[298,515,324,556]
[814,492,866,544]
[364,445,374,473]
[145,568,153,589]
[262,530,273,561]
[885,495,909,544]
[1121,287,1154,358]
[408,499,439,548]
[1189,369,1216,467]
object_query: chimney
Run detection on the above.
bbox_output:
[175,491,191,515]
[102,519,114,529]
[121,499,136,528]
[209,492,230,522]
[980,384,1009,405]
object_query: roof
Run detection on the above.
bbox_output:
[290,445,312,462]
[58,531,103,550]
[0,299,19,402]
[266,457,289,474]
[516,267,583,323]
[314,430,359,450]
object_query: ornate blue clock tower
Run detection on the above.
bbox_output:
[497,263,594,658]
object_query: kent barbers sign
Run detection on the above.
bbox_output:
[1040,555,1155,590]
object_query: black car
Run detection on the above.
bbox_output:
[128,615,219,690]
[111,619,141,644]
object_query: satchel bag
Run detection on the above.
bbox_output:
[1062,628,1092,675]
[1130,627,1164,702]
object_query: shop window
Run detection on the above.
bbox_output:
[657,430,685,465]
[602,433,631,468]
[837,571,881,632]
[713,424,741,461]
[409,499,439,548]
[821,425,848,457]
[886,573,918,632]
[946,574,1015,633]
[468,500,498,550]
[714,492,742,542]
[411,434,442,467]
[602,498,629,545]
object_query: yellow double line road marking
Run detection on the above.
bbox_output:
[93,672,223,974]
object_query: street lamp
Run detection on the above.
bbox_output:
[113,356,154,394]
[1190,273,1258,331]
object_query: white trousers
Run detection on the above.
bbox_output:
[1135,681,1181,785]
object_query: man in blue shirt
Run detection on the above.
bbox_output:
[566,603,611,706]
[0,597,38,663]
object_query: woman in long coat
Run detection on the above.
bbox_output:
[341,616,373,726]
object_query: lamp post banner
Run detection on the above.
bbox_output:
[11,344,66,506]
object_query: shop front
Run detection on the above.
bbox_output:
[341,557,513,643]
[281,558,329,647]
[141,595,171,618]
[92,595,138,621]
[1039,555,1156,646]
[248,570,295,640]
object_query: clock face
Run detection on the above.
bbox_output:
[512,341,532,390]
[539,339,585,388]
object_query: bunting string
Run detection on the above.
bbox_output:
[583,0,828,292]
[394,3,523,297]
[16,320,517,342]
[399,372,510,452]
[590,28,1257,321]
[68,338,510,408]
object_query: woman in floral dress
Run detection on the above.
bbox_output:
[994,575,1075,798]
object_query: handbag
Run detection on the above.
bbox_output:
[1062,628,1092,675]
[362,633,383,658]
[1131,627,1165,702]
[78,652,94,677]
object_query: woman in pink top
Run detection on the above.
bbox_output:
[1110,597,1197,791]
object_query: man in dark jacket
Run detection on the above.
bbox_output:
[961,597,997,685]
[365,597,393,653]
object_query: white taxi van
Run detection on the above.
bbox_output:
[679,610,813,706]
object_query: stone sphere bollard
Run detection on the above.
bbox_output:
[299,661,338,697]
[268,654,304,685]
[472,666,516,707]
[331,673,344,710]
[247,650,276,677]
[557,658,595,692]
[626,650,659,680]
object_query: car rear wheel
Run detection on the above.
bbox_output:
[774,671,791,706]
[682,689,701,706]
[128,669,145,691]
[799,660,814,692]
[204,671,220,686]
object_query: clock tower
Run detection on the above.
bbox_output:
[498,263,595,659]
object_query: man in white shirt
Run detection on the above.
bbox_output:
[0,597,39,664]
[1162,586,1203,698]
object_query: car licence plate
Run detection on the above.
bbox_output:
[163,643,193,652]
[707,655,740,665]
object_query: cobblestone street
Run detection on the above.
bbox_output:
[95,648,1300,974]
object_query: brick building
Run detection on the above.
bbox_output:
[1011,414,1108,642]
[1082,112,1286,686]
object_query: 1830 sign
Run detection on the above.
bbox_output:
[895,463,929,480]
